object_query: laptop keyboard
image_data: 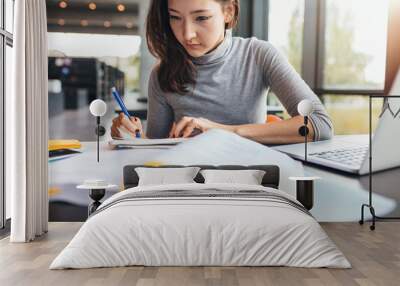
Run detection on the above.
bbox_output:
[310,146,368,166]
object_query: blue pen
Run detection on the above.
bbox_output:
[111,87,141,138]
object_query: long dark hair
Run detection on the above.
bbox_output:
[146,0,240,94]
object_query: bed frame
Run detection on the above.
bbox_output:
[123,165,280,189]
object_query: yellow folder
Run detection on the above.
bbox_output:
[48,140,81,151]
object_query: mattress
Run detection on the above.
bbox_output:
[50,183,350,269]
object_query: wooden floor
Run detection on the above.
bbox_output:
[0,222,399,286]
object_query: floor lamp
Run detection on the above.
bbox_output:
[89,99,107,162]
[359,95,400,230]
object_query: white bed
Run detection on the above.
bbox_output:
[50,183,350,269]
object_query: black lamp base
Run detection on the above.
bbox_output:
[88,188,105,216]
[298,126,309,137]
[359,204,376,231]
[95,125,106,136]
[296,180,314,211]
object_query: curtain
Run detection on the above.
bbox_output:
[7,0,49,242]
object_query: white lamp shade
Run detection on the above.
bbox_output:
[297,99,314,116]
[89,99,107,117]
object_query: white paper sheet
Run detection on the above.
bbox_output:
[109,138,186,147]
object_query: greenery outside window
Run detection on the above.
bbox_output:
[323,0,389,91]
[323,95,383,135]
[262,0,390,134]
[268,0,305,74]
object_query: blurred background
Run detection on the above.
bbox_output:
[41,0,398,139]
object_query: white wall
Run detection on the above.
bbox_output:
[48,33,141,58]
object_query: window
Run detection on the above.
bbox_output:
[261,0,390,133]
[323,0,389,90]
[268,0,305,73]
[323,95,383,135]
[5,44,11,220]
[5,0,14,33]
[1,0,14,230]
[266,0,305,112]
[321,0,390,134]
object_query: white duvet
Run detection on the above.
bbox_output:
[50,183,350,269]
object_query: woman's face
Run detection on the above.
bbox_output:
[168,0,234,58]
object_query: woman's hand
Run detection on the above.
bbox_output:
[111,113,145,139]
[169,116,222,138]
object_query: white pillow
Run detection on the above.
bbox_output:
[200,169,266,185]
[135,167,201,186]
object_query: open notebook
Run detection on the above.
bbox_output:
[109,138,187,149]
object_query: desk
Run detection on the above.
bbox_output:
[49,142,165,220]
[303,163,399,221]
[49,140,399,222]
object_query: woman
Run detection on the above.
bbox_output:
[111,0,333,144]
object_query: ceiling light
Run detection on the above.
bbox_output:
[117,4,125,12]
[88,2,96,10]
[80,20,89,27]
[59,1,68,9]
[57,19,65,26]
[103,21,112,28]
[64,58,72,66]
[55,58,64,67]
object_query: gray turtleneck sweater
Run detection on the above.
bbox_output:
[146,30,333,141]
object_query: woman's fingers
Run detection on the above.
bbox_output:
[118,124,138,139]
[130,116,141,126]
[111,125,122,139]
[120,114,141,136]
[172,117,214,138]
[173,117,194,138]
[129,116,144,136]
[182,120,196,138]
[111,115,124,138]
[169,122,177,138]
[111,113,143,138]
[170,117,218,138]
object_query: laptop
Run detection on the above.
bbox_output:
[273,71,400,175]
